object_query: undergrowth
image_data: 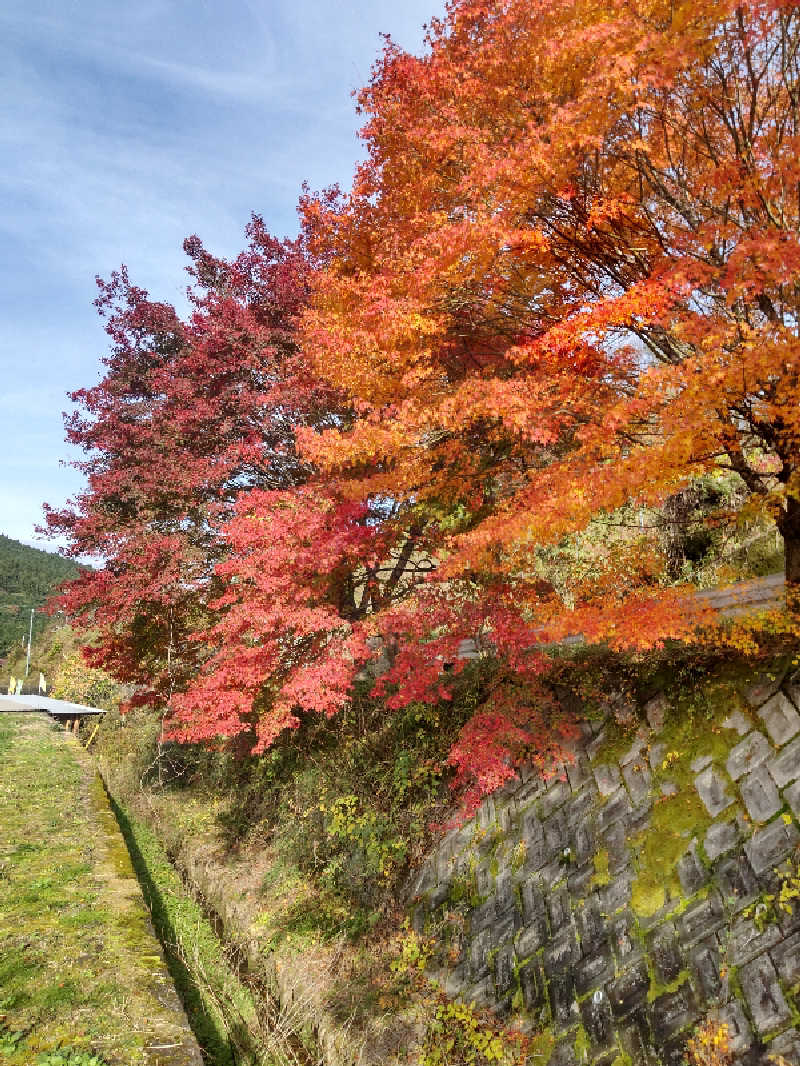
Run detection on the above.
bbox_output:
[95,636,799,942]
[96,662,500,939]
[91,634,800,1065]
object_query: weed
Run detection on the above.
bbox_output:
[742,850,800,930]
[686,1019,733,1066]
[36,1051,110,1066]
[0,1027,25,1055]
[421,995,528,1066]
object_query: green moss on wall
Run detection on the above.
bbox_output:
[591,849,611,889]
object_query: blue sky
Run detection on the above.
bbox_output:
[0,0,441,548]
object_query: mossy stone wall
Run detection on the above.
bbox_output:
[407,664,800,1066]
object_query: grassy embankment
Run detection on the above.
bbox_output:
[0,712,313,1066]
[90,637,798,1066]
[0,713,203,1065]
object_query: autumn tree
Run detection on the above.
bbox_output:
[45,218,334,715]
[47,218,430,752]
[267,0,800,797]
[165,486,375,750]
[170,0,800,796]
[50,0,800,803]
[301,0,800,636]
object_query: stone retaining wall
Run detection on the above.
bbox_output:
[407,662,800,1066]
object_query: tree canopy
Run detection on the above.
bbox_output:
[51,0,800,805]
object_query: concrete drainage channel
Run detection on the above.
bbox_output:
[0,713,203,1066]
[85,769,206,1066]
[98,775,319,1066]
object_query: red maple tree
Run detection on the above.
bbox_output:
[45,218,330,713]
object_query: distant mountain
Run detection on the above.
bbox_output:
[0,535,83,657]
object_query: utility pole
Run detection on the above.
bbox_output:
[25,607,34,677]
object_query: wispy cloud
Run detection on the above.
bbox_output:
[128,54,292,102]
[0,0,442,543]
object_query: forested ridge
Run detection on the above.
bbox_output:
[0,534,81,656]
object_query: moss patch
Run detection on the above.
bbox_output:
[573,1024,591,1062]
[647,965,691,1004]
[527,1028,555,1064]
[621,676,748,917]
[590,849,610,889]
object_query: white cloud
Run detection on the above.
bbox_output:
[0,0,443,543]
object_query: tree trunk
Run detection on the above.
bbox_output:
[779,493,800,594]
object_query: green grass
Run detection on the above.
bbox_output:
[0,714,203,1065]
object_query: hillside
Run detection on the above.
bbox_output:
[0,534,82,657]
[91,641,800,1066]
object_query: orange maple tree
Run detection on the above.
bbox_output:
[300,0,800,641]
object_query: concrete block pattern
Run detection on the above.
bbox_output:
[727,731,772,780]
[739,954,791,1034]
[739,765,782,822]
[407,673,800,1066]
[695,766,734,816]
[758,691,800,746]
[704,818,739,861]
